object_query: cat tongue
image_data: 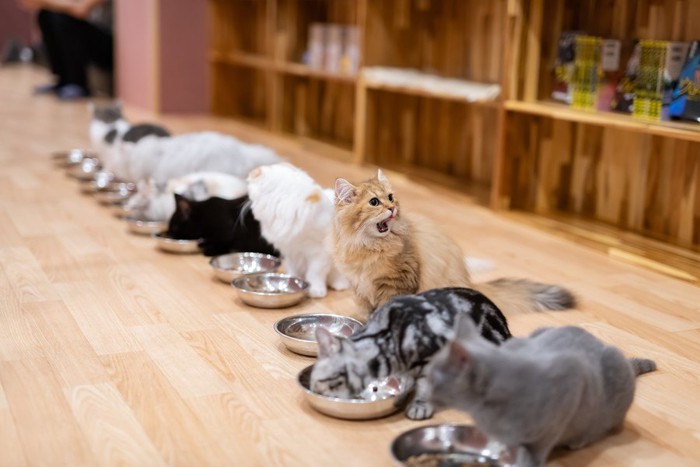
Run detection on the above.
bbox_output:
[377,219,390,233]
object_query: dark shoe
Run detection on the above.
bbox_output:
[56,84,90,100]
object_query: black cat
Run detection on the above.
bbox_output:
[167,194,278,257]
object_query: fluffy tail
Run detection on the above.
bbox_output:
[473,278,576,314]
[630,358,657,376]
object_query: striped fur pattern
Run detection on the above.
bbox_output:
[311,287,512,420]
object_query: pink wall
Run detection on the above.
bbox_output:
[115,0,157,111]
[0,0,34,53]
[115,0,208,113]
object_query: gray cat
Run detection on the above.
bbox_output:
[428,317,657,467]
[311,287,512,420]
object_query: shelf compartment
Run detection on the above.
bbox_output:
[506,100,700,143]
[274,61,357,83]
[361,88,499,188]
[501,111,700,248]
[365,0,506,82]
[275,0,358,64]
[211,63,269,127]
[277,73,355,151]
[210,0,269,56]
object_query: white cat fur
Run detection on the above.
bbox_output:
[89,117,129,167]
[247,163,350,298]
[125,171,248,221]
[116,131,282,183]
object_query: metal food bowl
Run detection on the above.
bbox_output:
[80,172,123,194]
[95,185,134,205]
[153,232,201,254]
[231,272,308,308]
[274,314,363,356]
[109,201,130,218]
[124,216,168,236]
[297,365,410,420]
[67,157,102,181]
[390,424,517,467]
[209,252,281,284]
[51,149,95,168]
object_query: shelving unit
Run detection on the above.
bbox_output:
[209,0,700,281]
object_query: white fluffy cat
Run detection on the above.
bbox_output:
[247,163,350,298]
[126,171,248,221]
[88,102,129,164]
[118,131,282,183]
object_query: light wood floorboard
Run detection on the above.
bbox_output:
[0,66,698,466]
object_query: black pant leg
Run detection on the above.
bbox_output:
[36,9,64,83]
[85,24,114,72]
[46,11,91,88]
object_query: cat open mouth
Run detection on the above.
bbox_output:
[377,216,394,233]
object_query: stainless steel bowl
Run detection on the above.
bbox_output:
[51,149,95,168]
[67,157,102,181]
[124,216,168,236]
[390,424,517,467]
[95,186,134,205]
[297,365,410,420]
[153,232,201,254]
[274,314,363,356]
[231,272,308,308]
[80,171,124,193]
[209,252,281,283]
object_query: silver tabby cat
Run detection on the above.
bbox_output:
[312,287,512,420]
[428,317,657,467]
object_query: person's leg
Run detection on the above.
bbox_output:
[35,9,64,91]
[85,24,113,72]
[48,12,91,94]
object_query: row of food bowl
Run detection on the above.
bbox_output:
[53,148,515,466]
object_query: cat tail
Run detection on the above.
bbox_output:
[630,358,657,376]
[473,278,576,314]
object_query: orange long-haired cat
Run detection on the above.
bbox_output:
[333,169,575,314]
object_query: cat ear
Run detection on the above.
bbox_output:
[316,327,341,359]
[454,314,479,341]
[446,339,471,371]
[335,178,357,205]
[174,194,192,218]
[377,169,391,188]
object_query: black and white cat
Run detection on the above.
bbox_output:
[428,318,656,467]
[167,194,278,257]
[311,287,512,420]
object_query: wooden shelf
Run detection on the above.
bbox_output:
[505,100,700,143]
[274,62,357,83]
[209,51,271,69]
[365,80,501,107]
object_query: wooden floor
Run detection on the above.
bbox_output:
[0,66,698,467]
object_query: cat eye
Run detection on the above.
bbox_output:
[369,197,380,206]
[388,194,394,202]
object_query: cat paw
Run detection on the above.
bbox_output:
[329,277,351,291]
[405,401,434,420]
[307,283,328,298]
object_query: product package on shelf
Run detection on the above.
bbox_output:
[572,35,602,110]
[669,40,700,123]
[340,26,359,74]
[324,24,343,73]
[633,40,689,120]
[307,23,325,69]
[611,41,640,114]
[596,39,623,111]
[552,31,583,104]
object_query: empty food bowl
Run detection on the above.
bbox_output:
[94,185,134,205]
[80,172,122,194]
[67,157,102,181]
[51,149,95,168]
[231,272,308,308]
[390,424,517,467]
[274,314,363,356]
[209,252,281,283]
[153,232,201,254]
[124,216,168,236]
[297,365,410,420]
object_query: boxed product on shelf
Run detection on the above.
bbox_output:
[307,23,325,69]
[340,26,360,74]
[552,31,583,104]
[633,40,689,120]
[324,24,343,73]
[669,40,700,122]
[610,41,640,114]
[572,35,602,110]
[596,39,623,111]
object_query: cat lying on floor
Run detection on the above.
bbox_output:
[126,171,248,222]
[428,318,657,467]
[311,287,512,420]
